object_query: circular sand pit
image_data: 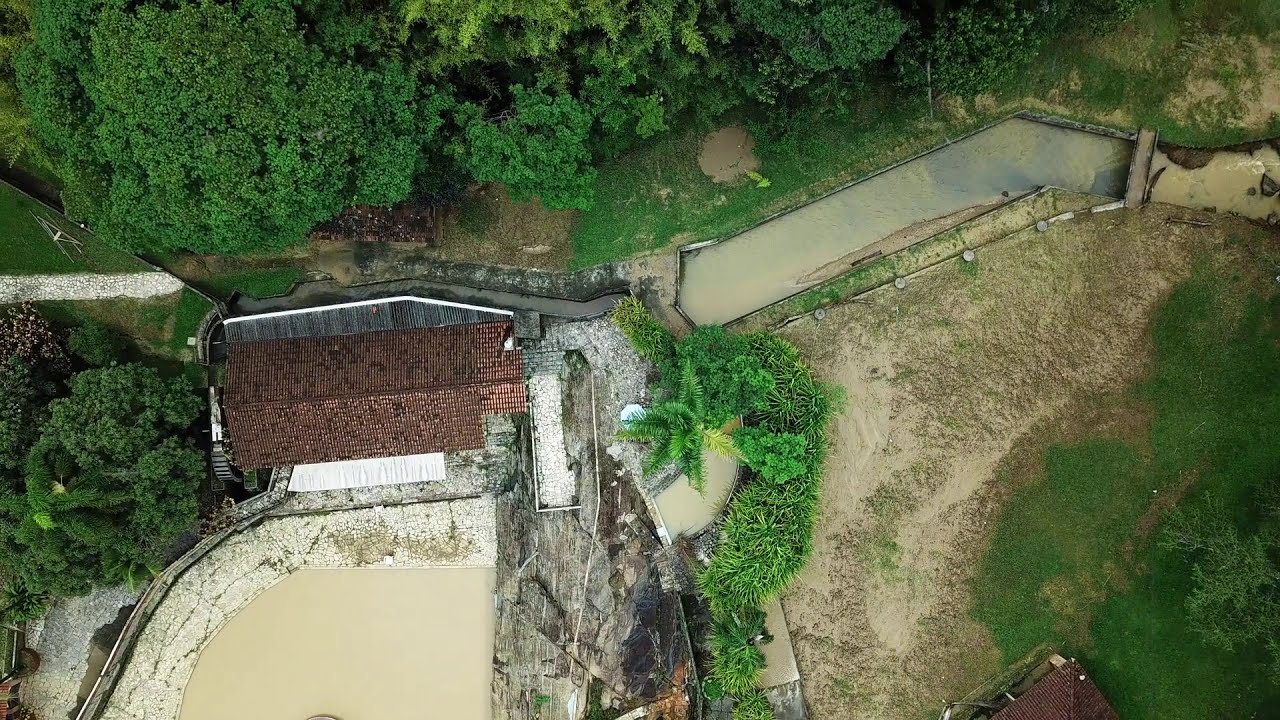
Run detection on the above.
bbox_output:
[698,126,759,183]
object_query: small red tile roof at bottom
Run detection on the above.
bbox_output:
[991,661,1118,720]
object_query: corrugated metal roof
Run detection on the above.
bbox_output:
[223,296,511,343]
[289,453,448,491]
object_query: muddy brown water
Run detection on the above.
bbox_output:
[652,450,737,539]
[179,568,495,720]
[1149,145,1280,219]
[679,117,1134,325]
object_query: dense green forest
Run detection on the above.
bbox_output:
[0,0,1150,255]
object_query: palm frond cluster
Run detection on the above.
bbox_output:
[610,299,838,713]
[618,359,740,493]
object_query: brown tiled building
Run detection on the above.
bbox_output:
[222,313,525,470]
[990,660,1117,720]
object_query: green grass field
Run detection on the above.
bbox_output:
[971,255,1280,718]
[0,183,143,275]
[34,287,213,367]
[198,267,303,299]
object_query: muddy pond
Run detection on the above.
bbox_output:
[179,568,495,720]
[652,449,737,540]
[679,117,1134,325]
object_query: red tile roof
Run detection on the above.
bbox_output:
[223,322,525,468]
[992,661,1117,720]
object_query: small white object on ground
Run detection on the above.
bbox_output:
[962,249,976,262]
[620,404,645,425]
[894,277,908,290]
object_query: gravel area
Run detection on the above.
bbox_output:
[541,318,655,493]
[529,373,576,508]
[0,272,183,302]
[22,585,140,720]
[99,498,496,720]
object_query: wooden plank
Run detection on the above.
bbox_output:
[1125,128,1159,208]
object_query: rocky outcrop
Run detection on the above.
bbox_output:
[1261,173,1279,197]
[492,320,691,720]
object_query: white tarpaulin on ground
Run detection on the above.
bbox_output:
[288,453,447,492]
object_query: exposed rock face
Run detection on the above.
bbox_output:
[1262,173,1280,197]
[492,322,691,720]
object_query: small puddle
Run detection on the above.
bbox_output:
[180,568,495,720]
[1149,144,1280,220]
[679,117,1133,325]
[653,450,737,539]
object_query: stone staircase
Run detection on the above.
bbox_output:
[210,441,237,491]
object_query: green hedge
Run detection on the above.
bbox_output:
[610,303,836,717]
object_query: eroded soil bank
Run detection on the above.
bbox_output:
[776,203,1260,718]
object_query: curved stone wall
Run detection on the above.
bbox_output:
[98,498,496,720]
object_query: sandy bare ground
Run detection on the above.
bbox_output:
[776,204,1257,719]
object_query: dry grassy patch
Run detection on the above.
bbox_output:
[777,204,1250,719]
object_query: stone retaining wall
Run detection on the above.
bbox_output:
[0,272,183,303]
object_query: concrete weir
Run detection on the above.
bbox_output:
[677,115,1136,326]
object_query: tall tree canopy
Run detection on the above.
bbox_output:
[17,0,433,253]
[10,0,1155,255]
[0,363,202,597]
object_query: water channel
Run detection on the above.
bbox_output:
[1149,144,1280,220]
[679,117,1135,325]
[180,568,496,720]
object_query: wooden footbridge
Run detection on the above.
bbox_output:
[1125,128,1159,208]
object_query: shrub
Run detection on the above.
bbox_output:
[1161,492,1280,663]
[733,688,775,720]
[744,331,838,444]
[609,296,674,368]
[734,427,807,483]
[69,320,124,367]
[700,471,821,615]
[1,578,49,623]
[708,605,769,697]
[675,326,774,426]
[618,360,740,493]
[896,0,1044,97]
[0,302,68,373]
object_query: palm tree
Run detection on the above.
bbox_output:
[619,360,740,493]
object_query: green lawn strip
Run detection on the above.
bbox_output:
[0,183,144,275]
[29,288,214,368]
[970,256,1280,718]
[1005,0,1280,147]
[199,267,303,299]
[571,93,991,269]
[735,189,1101,330]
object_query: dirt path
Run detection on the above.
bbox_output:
[776,204,1248,719]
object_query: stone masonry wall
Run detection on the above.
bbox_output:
[0,273,183,302]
